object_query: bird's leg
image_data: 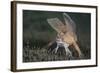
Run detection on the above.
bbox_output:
[55,43,59,54]
[73,42,82,58]
[64,43,72,57]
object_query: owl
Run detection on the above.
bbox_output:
[47,13,82,58]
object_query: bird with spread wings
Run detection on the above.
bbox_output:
[47,13,82,58]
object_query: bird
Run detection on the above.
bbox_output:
[47,13,83,58]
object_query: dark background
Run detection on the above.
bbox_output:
[23,10,91,62]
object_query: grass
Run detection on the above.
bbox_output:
[23,41,89,62]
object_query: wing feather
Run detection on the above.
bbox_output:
[47,13,77,41]
[63,13,77,41]
[63,13,76,33]
[47,18,67,34]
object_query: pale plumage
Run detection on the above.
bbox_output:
[47,13,82,58]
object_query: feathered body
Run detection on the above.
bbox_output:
[47,13,82,58]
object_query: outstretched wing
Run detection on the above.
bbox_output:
[47,13,77,41]
[47,18,67,34]
[63,13,77,41]
[63,13,76,33]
